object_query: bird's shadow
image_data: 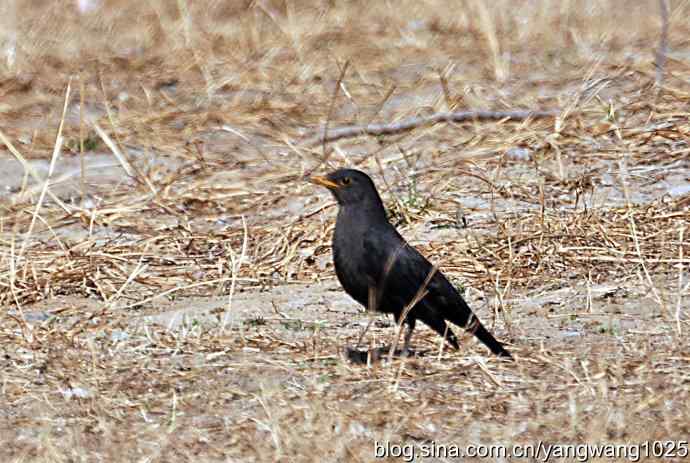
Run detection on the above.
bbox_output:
[344,345,429,364]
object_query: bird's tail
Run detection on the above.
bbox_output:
[465,316,513,359]
[471,322,512,359]
[445,303,513,358]
[444,315,512,358]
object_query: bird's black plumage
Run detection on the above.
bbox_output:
[311,168,512,358]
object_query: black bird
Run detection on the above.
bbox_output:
[311,168,512,358]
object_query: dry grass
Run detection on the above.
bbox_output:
[1,0,690,461]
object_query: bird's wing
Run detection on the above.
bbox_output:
[362,226,438,311]
[362,226,470,321]
[425,268,473,326]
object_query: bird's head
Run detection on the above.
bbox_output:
[310,169,384,209]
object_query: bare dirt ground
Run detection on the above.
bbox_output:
[1,1,690,461]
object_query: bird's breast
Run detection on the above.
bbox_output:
[332,210,370,307]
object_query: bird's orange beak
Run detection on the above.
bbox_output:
[310,175,340,189]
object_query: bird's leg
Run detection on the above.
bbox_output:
[355,285,379,349]
[402,318,416,356]
[354,317,374,349]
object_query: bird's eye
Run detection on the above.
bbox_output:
[341,177,351,185]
